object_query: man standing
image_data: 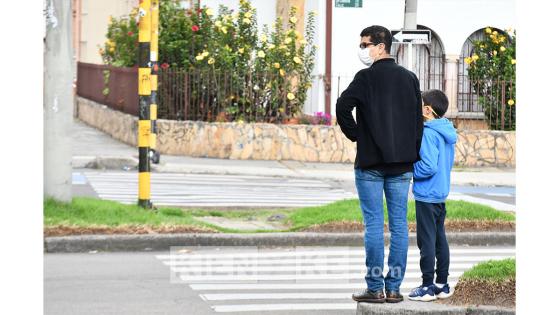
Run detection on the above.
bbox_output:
[336,25,423,303]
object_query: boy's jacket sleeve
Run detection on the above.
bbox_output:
[413,130,440,179]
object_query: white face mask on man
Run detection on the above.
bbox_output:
[358,47,374,66]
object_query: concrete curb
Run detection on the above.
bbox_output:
[44,232,515,253]
[356,301,515,315]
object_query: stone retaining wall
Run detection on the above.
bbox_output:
[77,97,515,167]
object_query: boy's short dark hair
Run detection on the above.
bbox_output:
[360,25,392,54]
[422,89,449,118]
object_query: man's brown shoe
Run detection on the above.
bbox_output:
[385,290,404,303]
[351,289,386,303]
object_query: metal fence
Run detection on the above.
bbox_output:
[77,63,515,130]
[462,78,516,130]
[78,62,310,123]
[77,62,139,116]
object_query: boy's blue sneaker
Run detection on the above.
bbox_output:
[408,285,437,302]
[433,283,453,299]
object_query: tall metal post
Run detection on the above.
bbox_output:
[149,0,160,164]
[138,0,152,208]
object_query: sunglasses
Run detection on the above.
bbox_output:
[359,42,379,49]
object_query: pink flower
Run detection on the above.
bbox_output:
[127,31,134,36]
[161,63,170,70]
[191,25,200,32]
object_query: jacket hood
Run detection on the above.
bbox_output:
[425,118,457,144]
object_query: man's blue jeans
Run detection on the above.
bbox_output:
[354,168,412,292]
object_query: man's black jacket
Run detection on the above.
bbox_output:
[335,58,423,172]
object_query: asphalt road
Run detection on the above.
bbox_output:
[45,246,515,315]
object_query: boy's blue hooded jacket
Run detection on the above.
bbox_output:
[413,118,457,203]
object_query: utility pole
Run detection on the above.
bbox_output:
[138,0,152,208]
[44,0,73,202]
[149,0,160,164]
[403,0,418,71]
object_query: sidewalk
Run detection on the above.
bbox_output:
[72,119,515,187]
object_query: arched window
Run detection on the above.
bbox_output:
[457,27,508,113]
[390,25,445,92]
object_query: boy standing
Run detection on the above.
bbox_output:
[408,90,457,302]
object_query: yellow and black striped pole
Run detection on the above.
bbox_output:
[149,0,160,164]
[138,0,152,208]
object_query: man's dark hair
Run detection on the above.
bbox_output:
[360,25,392,53]
[422,89,449,118]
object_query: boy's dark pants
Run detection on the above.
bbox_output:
[415,200,450,286]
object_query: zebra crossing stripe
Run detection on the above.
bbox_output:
[178,271,464,282]
[171,262,476,273]
[156,248,515,260]
[211,303,357,313]
[163,255,514,266]
[189,280,459,291]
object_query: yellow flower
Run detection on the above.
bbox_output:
[290,17,298,23]
[244,12,252,18]
[511,59,516,65]
[464,57,472,65]
[284,37,293,44]
[225,45,232,52]
[294,30,302,39]
[260,34,267,42]
[485,27,492,34]
[268,44,276,49]
[479,43,485,49]
[243,18,251,24]
[208,57,215,65]
[257,50,266,58]
[472,54,479,61]
[279,69,285,77]
[285,51,291,56]
[206,8,214,16]
[273,62,280,69]
[293,56,302,64]
[202,51,209,57]
[195,54,204,61]
[492,30,498,36]
[109,46,115,53]
[493,50,497,56]
[221,27,228,34]
[507,99,515,106]
[499,36,506,42]
[500,46,506,52]
[238,47,245,54]
[215,20,222,27]
[279,44,287,50]
[287,92,295,100]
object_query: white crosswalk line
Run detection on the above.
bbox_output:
[189,280,459,291]
[211,303,357,313]
[156,246,514,312]
[163,255,514,266]
[171,262,476,273]
[83,171,357,207]
[156,247,515,260]
[178,271,465,282]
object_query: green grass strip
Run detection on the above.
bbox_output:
[461,258,516,282]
